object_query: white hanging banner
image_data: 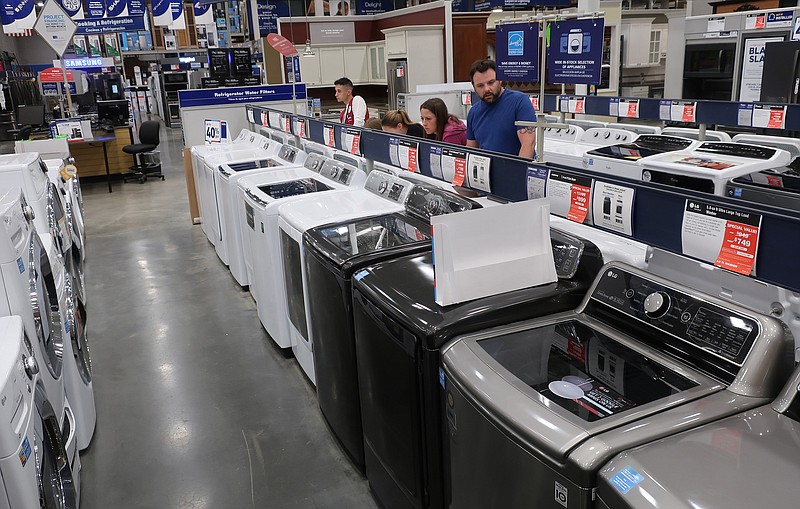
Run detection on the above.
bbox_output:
[152,0,173,26]
[193,0,213,25]
[15,0,37,30]
[169,0,185,30]
[34,1,78,56]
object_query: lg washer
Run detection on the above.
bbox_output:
[726,134,800,209]
[0,315,78,509]
[441,262,793,509]
[349,229,603,509]
[544,128,638,170]
[238,155,366,351]
[297,185,479,471]
[596,359,800,509]
[583,135,699,180]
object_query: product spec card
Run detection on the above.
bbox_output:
[323,124,335,147]
[429,146,444,179]
[569,96,585,114]
[530,94,540,112]
[682,200,762,275]
[282,114,291,133]
[466,153,491,192]
[526,166,549,200]
[559,95,570,113]
[268,111,281,129]
[246,108,255,124]
[343,127,361,155]
[752,105,786,129]
[591,181,635,235]
[389,138,400,166]
[670,101,696,122]
[745,13,765,30]
[619,99,639,119]
[204,119,225,144]
[260,111,268,127]
[708,16,725,32]
[609,98,619,117]
[547,171,593,223]
[398,139,419,172]
[441,147,467,185]
[293,118,308,138]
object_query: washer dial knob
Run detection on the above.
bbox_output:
[643,291,670,319]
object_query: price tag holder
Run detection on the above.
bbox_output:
[389,138,400,166]
[323,124,335,147]
[609,98,620,117]
[546,170,593,224]
[526,166,549,200]
[398,139,419,172]
[619,99,639,119]
[246,108,255,124]
[670,100,696,122]
[737,104,754,127]
[261,111,268,127]
[591,181,635,236]
[282,114,291,133]
[530,94,540,112]
[559,95,570,113]
[429,146,443,179]
[441,147,467,186]
[568,96,585,114]
[752,104,786,129]
[658,100,671,121]
[681,200,762,276]
[293,118,308,139]
[466,153,491,192]
[346,127,361,155]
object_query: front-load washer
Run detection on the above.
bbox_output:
[191,130,271,239]
[45,180,86,308]
[276,171,417,383]
[214,144,308,281]
[584,135,699,181]
[0,315,78,509]
[544,128,638,170]
[296,186,480,470]
[43,158,85,260]
[350,229,604,509]
[0,153,50,238]
[640,141,792,195]
[661,126,732,141]
[239,156,367,349]
[596,359,800,509]
[440,262,794,509]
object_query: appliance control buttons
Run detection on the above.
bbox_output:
[624,288,635,299]
[643,291,670,319]
[23,356,38,378]
[378,181,388,194]
[642,170,652,182]
[681,311,692,323]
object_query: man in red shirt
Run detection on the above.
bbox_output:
[334,77,368,127]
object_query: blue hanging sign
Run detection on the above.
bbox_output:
[476,0,570,10]
[547,18,605,85]
[178,84,307,108]
[106,0,128,17]
[86,0,105,18]
[1,0,17,33]
[56,0,84,19]
[257,0,290,37]
[356,0,393,15]
[128,0,145,16]
[495,22,539,82]
[75,16,145,34]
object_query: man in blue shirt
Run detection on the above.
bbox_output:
[466,59,537,158]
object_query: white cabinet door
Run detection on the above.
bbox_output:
[369,43,386,82]
[344,46,369,84]
[298,52,322,85]
[319,46,346,85]
[385,32,407,56]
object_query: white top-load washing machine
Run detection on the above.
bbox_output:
[725,134,800,208]
[542,125,585,152]
[215,144,309,279]
[441,262,794,509]
[277,171,417,383]
[0,315,79,509]
[259,126,298,147]
[606,123,662,135]
[544,128,638,170]
[301,140,335,158]
[239,155,367,348]
[191,129,270,234]
[199,143,277,248]
[584,135,699,181]
[661,127,732,141]
[640,141,792,195]
[565,118,607,130]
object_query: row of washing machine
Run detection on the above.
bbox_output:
[0,153,95,509]
[190,123,800,509]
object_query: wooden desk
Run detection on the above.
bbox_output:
[68,127,133,191]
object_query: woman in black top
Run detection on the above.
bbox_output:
[381,109,425,138]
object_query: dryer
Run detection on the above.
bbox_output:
[544,128,638,171]
[214,144,308,281]
[349,229,603,509]
[295,186,479,471]
[584,135,698,181]
[596,359,800,509]
[276,171,417,383]
[239,156,366,350]
[0,315,78,509]
[440,262,793,509]
[640,142,792,195]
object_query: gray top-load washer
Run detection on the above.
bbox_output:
[441,262,794,509]
[596,352,800,509]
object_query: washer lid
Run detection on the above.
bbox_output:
[257,177,333,199]
[586,135,695,161]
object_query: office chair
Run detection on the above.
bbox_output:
[122,120,164,183]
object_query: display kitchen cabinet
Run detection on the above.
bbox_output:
[369,42,386,82]
[621,18,658,67]
[297,43,385,86]
[381,25,444,94]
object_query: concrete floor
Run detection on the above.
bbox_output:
[77,123,380,508]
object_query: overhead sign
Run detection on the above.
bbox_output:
[15,0,37,30]
[476,0,570,10]
[1,0,16,34]
[267,33,298,57]
[495,22,539,82]
[178,84,307,108]
[55,0,84,20]
[58,56,114,67]
[193,0,213,25]
[356,0,393,14]
[257,0,290,37]
[547,18,605,85]
[40,66,75,82]
[34,1,78,56]
[75,15,145,34]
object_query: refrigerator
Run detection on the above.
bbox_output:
[387,59,408,110]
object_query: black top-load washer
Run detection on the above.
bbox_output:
[440,262,794,509]
[303,184,480,473]
[350,229,605,509]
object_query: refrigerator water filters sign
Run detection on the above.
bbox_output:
[682,200,762,276]
[548,18,604,84]
[495,22,539,82]
[739,36,783,102]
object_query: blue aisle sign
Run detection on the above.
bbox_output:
[356,0,393,14]
[76,16,145,34]
[476,0,570,9]
[495,22,539,82]
[178,84,307,108]
[547,18,605,85]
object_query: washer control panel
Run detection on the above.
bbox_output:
[590,266,759,366]
[320,160,355,185]
[364,171,414,204]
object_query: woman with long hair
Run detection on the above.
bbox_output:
[419,98,466,145]
[380,109,424,137]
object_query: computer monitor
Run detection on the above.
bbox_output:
[16,104,45,127]
[97,99,130,126]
